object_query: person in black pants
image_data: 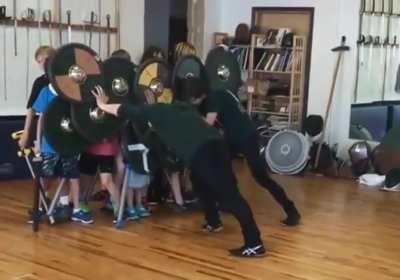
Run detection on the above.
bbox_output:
[92,86,265,258]
[190,84,301,227]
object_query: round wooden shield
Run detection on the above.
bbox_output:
[71,102,122,143]
[205,47,242,95]
[102,57,137,104]
[48,43,103,104]
[135,59,173,104]
[372,144,400,175]
[43,97,89,155]
[172,55,207,102]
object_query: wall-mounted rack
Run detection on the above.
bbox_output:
[0,19,117,34]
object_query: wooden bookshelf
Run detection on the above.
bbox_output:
[247,33,306,130]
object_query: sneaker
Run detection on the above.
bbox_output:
[282,203,301,227]
[54,205,72,222]
[27,208,46,224]
[136,206,151,218]
[79,201,91,213]
[282,212,301,227]
[381,184,400,192]
[71,210,94,224]
[229,244,266,258]
[202,222,223,233]
[183,192,198,204]
[126,208,140,221]
[172,203,189,213]
[101,199,114,213]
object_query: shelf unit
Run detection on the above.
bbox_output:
[247,34,306,130]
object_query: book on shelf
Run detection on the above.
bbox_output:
[252,49,293,72]
[264,54,276,71]
[270,54,281,72]
[255,52,268,70]
[243,48,250,70]
[255,28,293,48]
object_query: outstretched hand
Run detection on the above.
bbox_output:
[91,85,109,110]
[91,85,121,117]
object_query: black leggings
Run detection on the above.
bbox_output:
[191,140,261,247]
[237,133,294,211]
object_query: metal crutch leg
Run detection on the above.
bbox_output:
[24,156,50,213]
[116,168,129,229]
[32,177,41,232]
[46,179,66,224]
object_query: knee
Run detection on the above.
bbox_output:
[100,177,113,189]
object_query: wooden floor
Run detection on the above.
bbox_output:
[0,162,400,280]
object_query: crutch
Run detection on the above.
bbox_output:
[116,145,150,229]
[12,131,66,227]
[115,166,129,229]
[11,131,52,229]
[314,37,350,169]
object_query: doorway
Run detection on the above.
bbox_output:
[144,0,189,63]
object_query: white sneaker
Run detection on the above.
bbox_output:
[381,183,400,192]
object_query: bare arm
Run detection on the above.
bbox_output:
[205,112,218,126]
[91,86,121,116]
[34,114,44,155]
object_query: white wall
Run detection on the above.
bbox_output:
[211,0,361,155]
[202,0,222,58]
[120,0,144,64]
[0,0,144,116]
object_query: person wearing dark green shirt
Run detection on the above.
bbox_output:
[190,85,301,227]
[91,86,266,258]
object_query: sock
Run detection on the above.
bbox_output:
[73,208,81,214]
[59,196,70,206]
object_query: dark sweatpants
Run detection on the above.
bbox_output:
[190,140,261,247]
[236,133,294,212]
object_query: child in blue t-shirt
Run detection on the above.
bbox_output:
[33,84,93,224]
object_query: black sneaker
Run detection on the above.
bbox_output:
[282,212,301,226]
[183,192,198,204]
[54,205,72,223]
[282,203,301,226]
[229,244,266,258]
[202,222,223,233]
[172,203,189,213]
[27,208,46,224]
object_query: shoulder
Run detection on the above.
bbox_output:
[38,86,51,98]
[32,75,49,89]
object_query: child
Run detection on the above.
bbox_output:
[19,46,55,149]
[126,165,151,220]
[33,84,93,224]
[79,137,121,222]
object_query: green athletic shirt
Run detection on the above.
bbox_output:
[207,90,256,148]
[118,102,222,166]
